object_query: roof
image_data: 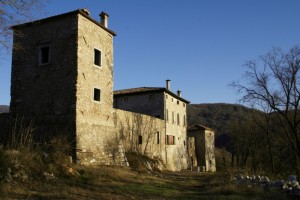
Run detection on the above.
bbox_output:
[114,87,190,104]
[11,9,116,36]
[188,124,214,131]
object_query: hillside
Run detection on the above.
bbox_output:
[187,103,257,147]
[0,105,9,113]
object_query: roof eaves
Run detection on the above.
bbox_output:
[11,9,116,36]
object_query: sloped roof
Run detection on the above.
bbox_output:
[11,9,116,36]
[114,87,190,103]
[188,124,214,131]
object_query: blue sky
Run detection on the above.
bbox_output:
[1,0,300,105]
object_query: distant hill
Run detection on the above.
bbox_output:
[187,103,257,147]
[0,105,9,113]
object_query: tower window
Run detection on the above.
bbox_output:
[39,45,50,65]
[93,88,101,101]
[94,49,101,66]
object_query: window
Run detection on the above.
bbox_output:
[156,131,160,144]
[39,45,50,65]
[94,48,101,66]
[93,88,101,101]
[138,135,142,144]
[149,94,154,101]
[183,103,186,107]
[166,95,168,99]
[177,100,179,105]
[183,115,186,126]
[177,113,180,125]
[167,135,175,145]
[172,111,174,124]
[166,109,169,121]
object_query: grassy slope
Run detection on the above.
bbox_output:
[1,165,288,200]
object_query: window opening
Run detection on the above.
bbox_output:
[39,45,50,65]
[94,49,101,66]
[167,135,175,145]
[138,135,142,144]
[94,88,101,101]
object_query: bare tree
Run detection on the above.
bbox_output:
[0,0,43,50]
[231,46,300,170]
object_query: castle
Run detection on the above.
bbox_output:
[8,9,215,171]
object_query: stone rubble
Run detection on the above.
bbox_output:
[233,174,300,197]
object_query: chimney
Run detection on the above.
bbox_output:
[166,80,171,90]
[177,90,181,97]
[81,8,90,16]
[100,12,109,28]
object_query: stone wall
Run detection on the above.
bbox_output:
[10,13,78,150]
[164,93,188,170]
[75,14,126,165]
[204,130,216,172]
[0,113,10,144]
[114,92,165,120]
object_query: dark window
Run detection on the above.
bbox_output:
[167,135,175,145]
[138,135,142,144]
[177,100,179,105]
[177,113,180,125]
[166,109,169,121]
[157,131,160,144]
[94,88,101,101]
[149,94,154,101]
[183,115,186,126]
[94,49,101,66]
[172,111,174,124]
[39,45,50,65]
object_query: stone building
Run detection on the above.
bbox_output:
[9,9,190,171]
[187,124,216,172]
[114,82,190,170]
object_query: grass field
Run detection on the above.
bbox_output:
[1,165,291,200]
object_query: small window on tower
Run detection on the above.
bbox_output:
[39,45,50,65]
[93,88,101,102]
[94,48,101,66]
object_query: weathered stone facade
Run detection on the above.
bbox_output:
[187,124,216,172]
[9,9,192,170]
[114,86,189,170]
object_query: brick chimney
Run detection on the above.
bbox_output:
[166,80,171,90]
[177,90,181,97]
[99,12,109,28]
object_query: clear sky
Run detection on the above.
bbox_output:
[1,0,300,105]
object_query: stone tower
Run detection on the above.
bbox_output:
[10,9,125,165]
